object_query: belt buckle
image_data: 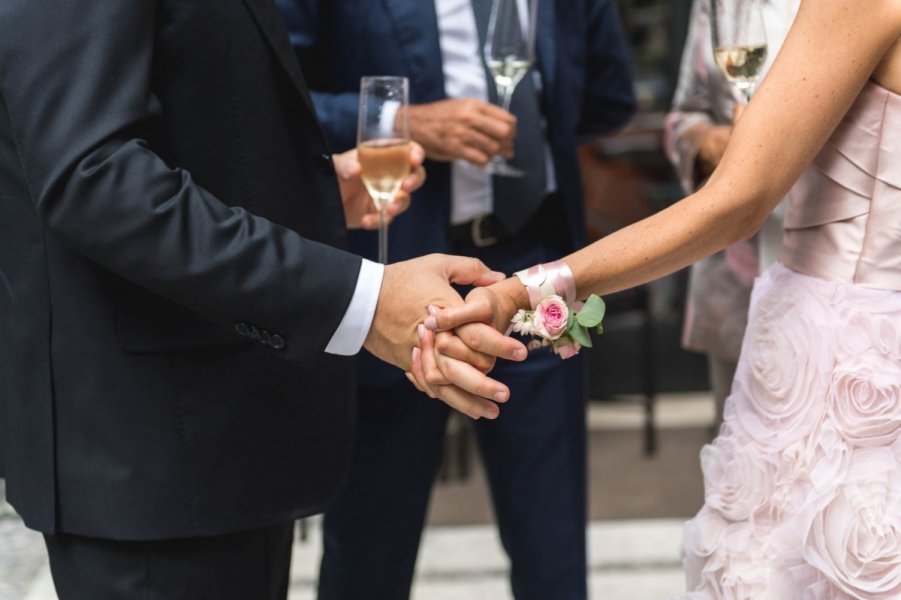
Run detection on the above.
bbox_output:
[471,214,500,248]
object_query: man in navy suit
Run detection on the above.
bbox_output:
[278,1,635,598]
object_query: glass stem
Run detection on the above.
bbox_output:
[377,208,388,264]
[499,84,514,112]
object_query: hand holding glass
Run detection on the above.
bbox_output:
[357,76,411,264]
[483,0,537,177]
[711,0,768,103]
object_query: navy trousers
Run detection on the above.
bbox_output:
[318,225,589,600]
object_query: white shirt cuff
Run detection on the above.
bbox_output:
[325,259,385,356]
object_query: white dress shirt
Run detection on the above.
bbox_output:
[434,0,555,224]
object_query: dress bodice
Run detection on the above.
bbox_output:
[781,80,901,291]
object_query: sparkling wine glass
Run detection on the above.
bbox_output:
[357,76,410,264]
[483,0,538,177]
[711,0,768,103]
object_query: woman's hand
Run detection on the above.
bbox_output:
[424,277,527,334]
[334,142,427,230]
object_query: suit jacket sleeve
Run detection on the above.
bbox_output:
[0,0,362,364]
[579,0,637,140]
[278,0,359,150]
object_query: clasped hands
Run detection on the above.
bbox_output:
[364,259,529,420]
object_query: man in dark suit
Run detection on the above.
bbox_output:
[278,1,635,598]
[0,1,524,598]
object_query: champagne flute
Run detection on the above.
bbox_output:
[483,0,537,177]
[711,0,768,103]
[357,76,410,264]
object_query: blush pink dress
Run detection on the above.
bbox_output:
[679,80,901,599]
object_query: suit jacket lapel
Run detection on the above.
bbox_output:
[241,0,318,116]
[379,0,446,101]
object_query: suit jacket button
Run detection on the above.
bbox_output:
[249,326,261,341]
[235,322,250,336]
[260,331,272,346]
[270,334,285,351]
[314,154,334,175]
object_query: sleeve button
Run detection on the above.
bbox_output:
[270,335,286,351]
[235,322,250,336]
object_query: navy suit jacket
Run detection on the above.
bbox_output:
[279,0,635,385]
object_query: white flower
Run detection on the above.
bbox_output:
[510,309,533,335]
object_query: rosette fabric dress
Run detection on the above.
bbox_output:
[679,80,901,598]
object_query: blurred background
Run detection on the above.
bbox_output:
[1,2,720,598]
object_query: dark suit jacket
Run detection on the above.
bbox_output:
[278,0,635,386]
[0,0,363,540]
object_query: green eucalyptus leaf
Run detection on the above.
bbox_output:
[575,295,606,327]
[568,323,593,348]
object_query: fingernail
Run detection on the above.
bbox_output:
[423,316,438,331]
[513,348,527,361]
[494,391,508,403]
[491,271,506,279]
[427,305,438,315]
[412,347,420,361]
[418,324,426,339]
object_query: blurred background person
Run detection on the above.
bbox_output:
[277,1,634,598]
[664,0,798,432]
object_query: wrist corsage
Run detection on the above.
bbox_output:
[510,261,605,359]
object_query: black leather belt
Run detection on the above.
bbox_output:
[450,214,508,248]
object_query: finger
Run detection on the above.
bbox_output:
[360,212,393,230]
[333,150,362,180]
[470,271,506,287]
[400,165,426,193]
[442,256,504,287]
[409,141,426,167]
[433,350,511,403]
[424,300,494,332]
[433,384,501,420]
[385,192,411,218]
[410,347,439,398]
[418,325,450,387]
[477,102,517,125]
[435,332,495,373]
[456,128,504,159]
[455,323,528,362]
[469,112,516,143]
[732,103,746,124]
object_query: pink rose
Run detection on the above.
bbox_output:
[553,338,581,359]
[532,295,569,340]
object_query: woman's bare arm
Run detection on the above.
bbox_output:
[429,0,901,333]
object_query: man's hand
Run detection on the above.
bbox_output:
[695,124,732,180]
[364,255,526,419]
[694,105,745,181]
[334,143,427,230]
[404,99,516,166]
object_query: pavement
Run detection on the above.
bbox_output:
[1,393,712,600]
